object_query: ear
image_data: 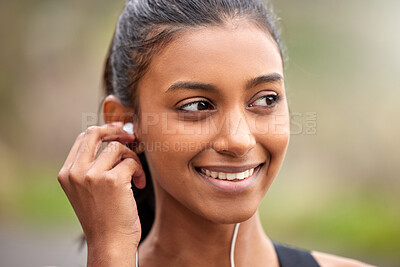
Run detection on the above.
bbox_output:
[103,95,134,124]
[103,95,145,153]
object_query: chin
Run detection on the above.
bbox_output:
[199,201,259,225]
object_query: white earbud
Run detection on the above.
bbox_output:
[123,122,134,135]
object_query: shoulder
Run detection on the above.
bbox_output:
[311,251,376,267]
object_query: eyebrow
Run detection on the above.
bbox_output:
[245,73,283,90]
[165,73,283,93]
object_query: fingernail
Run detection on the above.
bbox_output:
[122,122,134,135]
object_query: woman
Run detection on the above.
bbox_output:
[58,0,373,266]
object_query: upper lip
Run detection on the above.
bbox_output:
[195,163,263,173]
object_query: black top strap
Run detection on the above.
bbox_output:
[273,242,320,267]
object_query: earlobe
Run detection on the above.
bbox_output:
[103,95,134,124]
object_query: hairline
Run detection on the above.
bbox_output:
[129,18,283,117]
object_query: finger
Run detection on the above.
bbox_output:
[75,123,135,165]
[91,141,141,171]
[108,158,146,189]
[62,122,129,170]
[61,132,85,171]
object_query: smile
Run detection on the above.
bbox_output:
[200,167,255,180]
[194,164,264,193]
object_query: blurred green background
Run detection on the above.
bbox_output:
[0,0,399,266]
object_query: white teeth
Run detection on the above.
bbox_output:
[236,172,244,179]
[226,173,235,180]
[200,167,256,180]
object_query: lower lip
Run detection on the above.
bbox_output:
[195,165,262,194]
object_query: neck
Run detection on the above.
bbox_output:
[139,186,278,267]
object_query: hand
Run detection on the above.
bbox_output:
[57,122,146,266]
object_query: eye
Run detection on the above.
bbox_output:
[248,94,280,108]
[179,100,214,112]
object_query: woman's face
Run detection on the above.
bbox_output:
[136,22,290,223]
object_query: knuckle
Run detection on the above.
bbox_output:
[109,141,123,147]
[57,169,67,184]
[103,173,117,186]
[126,158,143,174]
[76,132,85,141]
[69,166,83,183]
[84,170,97,185]
[85,126,99,136]
[125,157,136,164]
[123,157,137,169]
[128,158,139,168]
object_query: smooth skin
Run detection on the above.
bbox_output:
[58,22,374,267]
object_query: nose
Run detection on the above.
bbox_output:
[212,108,256,157]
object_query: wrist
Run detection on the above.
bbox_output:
[87,238,138,267]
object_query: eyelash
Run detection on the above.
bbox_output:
[248,94,280,108]
[179,100,215,112]
[178,94,280,112]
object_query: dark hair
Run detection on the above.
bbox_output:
[103,0,284,243]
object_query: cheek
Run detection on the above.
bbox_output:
[264,112,290,154]
[139,119,210,159]
[137,116,208,186]
[266,129,290,181]
[252,110,290,175]
[266,131,290,168]
[138,119,218,219]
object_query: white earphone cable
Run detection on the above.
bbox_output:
[136,248,139,267]
[230,223,240,267]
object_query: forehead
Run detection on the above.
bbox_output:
[139,23,283,91]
